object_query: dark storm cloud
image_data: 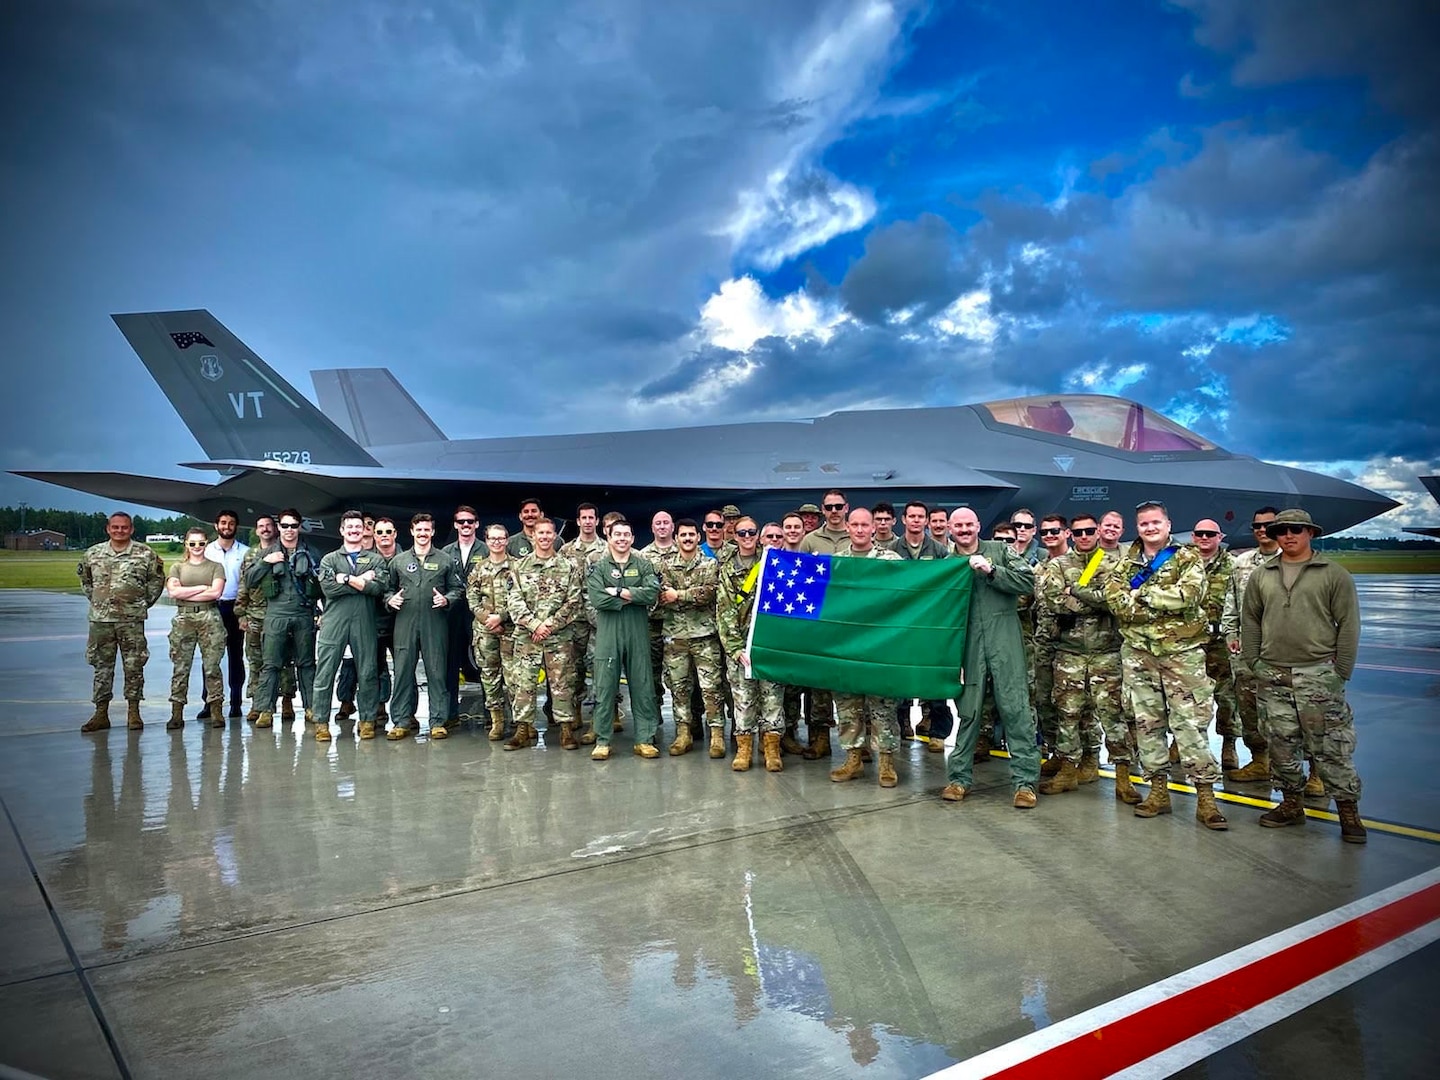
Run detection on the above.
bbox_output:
[837,214,967,323]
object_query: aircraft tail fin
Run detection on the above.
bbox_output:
[112,311,380,467]
[311,368,447,448]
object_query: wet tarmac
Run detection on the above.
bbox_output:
[1,578,1438,1079]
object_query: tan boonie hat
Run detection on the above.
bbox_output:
[797,503,822,514]
[721,504,742,518]
[1267,508,1322,536]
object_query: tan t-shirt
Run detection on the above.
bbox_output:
[169,558,225,595]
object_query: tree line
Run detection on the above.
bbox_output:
[1,506,208,548]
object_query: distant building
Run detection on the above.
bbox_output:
[5,529,67,551]
[145,534,183,544]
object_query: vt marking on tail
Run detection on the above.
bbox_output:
[228,391,265,419]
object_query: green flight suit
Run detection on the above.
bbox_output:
[386,546,463,730]
[314,546,389,725]
[588,551,660,746]
[945,541,1041,792]
[245,541,321,711]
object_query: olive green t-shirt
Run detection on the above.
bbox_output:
[169,558,225,591]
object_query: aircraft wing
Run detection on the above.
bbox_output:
[13,471,222,516]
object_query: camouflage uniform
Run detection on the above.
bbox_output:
[659,551,725,732]
[830,544,903,752]
[1103,540,1220,785]
[1198,547,1239,741]
[1220,547,1275,756]
[639,540,679,714]
[797,527,849,734]
[1241,553,1362,800]
[1036,548,1127,765]
[505,551,582,733]
[562,535,609,710]
[78,539,165,706]
[466,556,515,712]
[235,546,295,704]
[716,550,785,735]
[166,558,227,707]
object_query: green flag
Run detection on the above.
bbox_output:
[746,549,971,699]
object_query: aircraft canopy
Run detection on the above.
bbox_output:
[979,395,1217,453]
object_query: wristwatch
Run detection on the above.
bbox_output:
[337,572,349,585]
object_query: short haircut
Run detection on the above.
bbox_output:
[602,510,625,527]
[1254,505,1279,517]
[1041,514,1068,528]
[872,502,895,517]
[675,517,699,533]
[519,497,543,512]
[485,523,508,539]
[992,524,1015,538]
[215,509,239,524]
[706,509,725,521]
[108,511,133,523]
[762,521,782,532]
[1101,510,1124,523]
[1070,513,1097,528]
[254,514,276,527]
[904,500,929,516]
[608,519,632,533]
[340,509,365,526]
[1010,507,1035,523]
[1135,500,1168,516]
[822,489,847,503]
[533,517,555,530]
[374,517,394,529]
[410,513,434,527]
[576,502,598,515]
[278,508,301,524]
[454,504,477,517]
[782,512,804,526]
[847,507,873,522]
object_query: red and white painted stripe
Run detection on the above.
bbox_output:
[928,866,1440,1080]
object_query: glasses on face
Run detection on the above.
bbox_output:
[1071,527,1097,536]
[1012,522,1034,530]
[279,522,300,529]
[455,518,477,526]
[704,521,724,529]
[1268,524,1310,536]
[375,529,395,536]
[1192,530,1220,538]
[735,528,758,537]
[762,533,781,542]
[1252,521,1275,530]
[1038,527,1064,537]
[186,541,207,548]
[823,503,845,511]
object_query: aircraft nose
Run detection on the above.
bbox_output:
[1277,466,1400,534]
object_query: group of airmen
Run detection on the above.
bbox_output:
[75,490,1365,842]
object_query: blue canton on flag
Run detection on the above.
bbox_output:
[759,549,831,621]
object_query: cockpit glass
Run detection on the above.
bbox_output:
[979,395,1216,452]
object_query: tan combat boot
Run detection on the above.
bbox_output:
[669,725,693,757]
[281,698,296,722]
[1335,800,1367,844]
[1133,774,1173,818]
[940,782,967,802]
[487,707,506,741]
[634,742,660,759]
[304,708,314,726]
[1226,749,1270,782]
[762,732,783,773]
[358,720,376,740]
[126,701,144,731]
[1194,782,1228,830]
[256,711,274,729]
[802,727,831,760]
[246,705,260,723]
[732,733,754,772]
[1258,789,1306,828]
[877,751,897,788]
[560,722,579,750]
[430,724,449,740]
[315,720,332,742]
[779,731,807,756]
[1112,761,1142,805]
[709,726,727,759]
[336,700,355,722]
[829,748,865,783]
[1039,751,1063,778]
[1038,758,1079,795]
[81,703,111,734]
[1303,758,1325,798]
[1076,751,1100,784]
[503,722,532,750]
[1220,736,1239,771]
[211,706,226,729]
[166,703,185,731]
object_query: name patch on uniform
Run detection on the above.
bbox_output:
[423,562,438,570]
[624,567,637,577]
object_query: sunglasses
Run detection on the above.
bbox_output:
[735,528,758,537]
[704,521,724,528]
[1252,521,1275,530]
[455,518,477,526]
[375,529,395,536]
[823,503,846,511]
[1012,522,1034,530]
[1268,524,1310,536]
[185,541,207,548]
[279,522,300,529]
[1071,527,1097,536]
[1038,527,1064,536]
[1192,530,1220,538]
[762,533,782,540]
